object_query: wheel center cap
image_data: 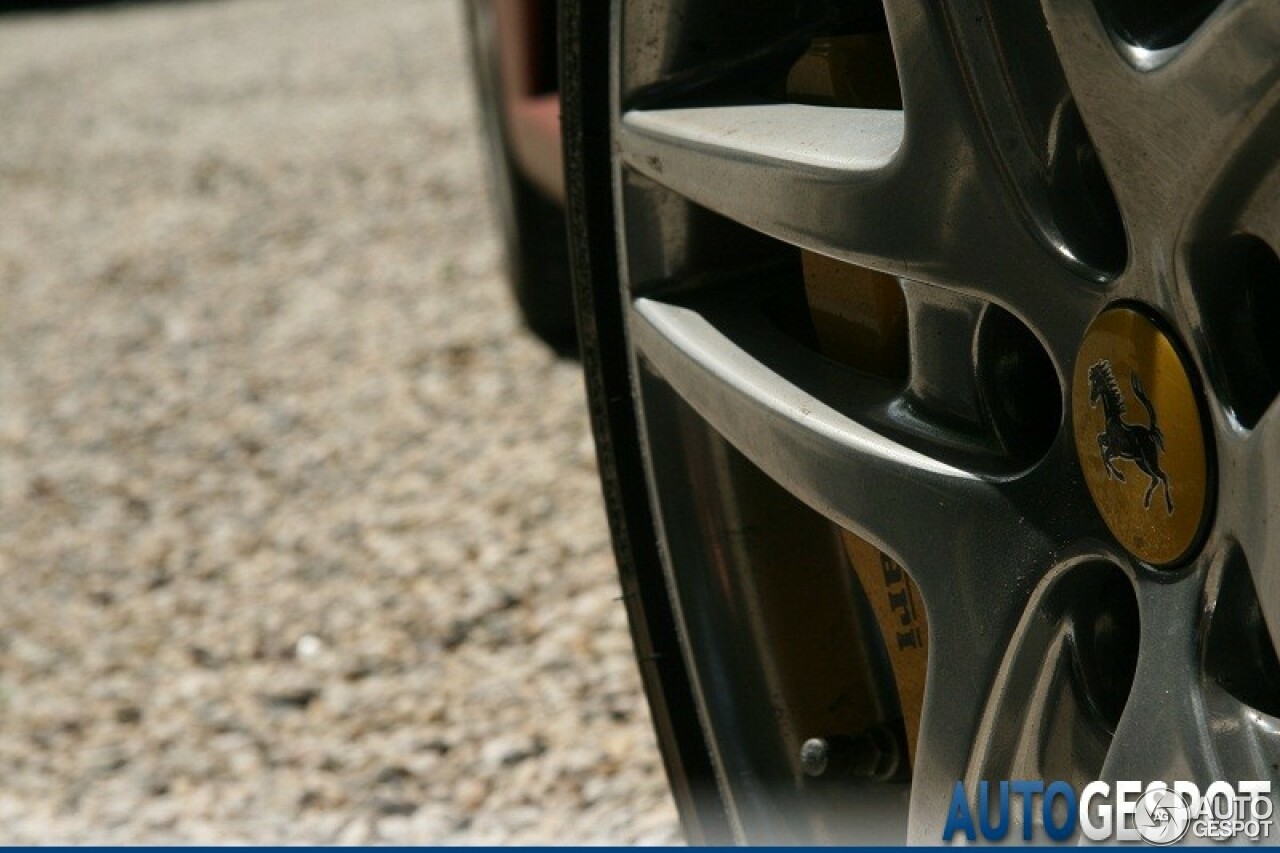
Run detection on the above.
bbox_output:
[1072,306,1211,566]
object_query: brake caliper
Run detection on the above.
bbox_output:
[788,32,928,767]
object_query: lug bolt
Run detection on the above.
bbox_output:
[800,737,833,777]
[799,724,905,782]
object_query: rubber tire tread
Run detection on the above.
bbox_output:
[558,0,733,843]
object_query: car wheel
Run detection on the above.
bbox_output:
[467,0,576,352]
[563,0,1280,843]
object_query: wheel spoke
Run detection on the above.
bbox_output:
[879,0,983,149]
[619,104,1104,346]
[1037,0,1142,213]
[1098,559,1280,788]
[956,561,1137,840]
[619,103,906,265]
[907,595,1034,842]
[629,296,1064,595]
[1161,0,1280,229]
[1042,0,1280,227]
[632,292,1094,843]
[1202,687,1280,783]
[882,0,1124,301]
[1098,577,1216,785]
[631,296,976,560]
[902,283,991,433]
[903,551,1141,840]
[1228,408,1280,648]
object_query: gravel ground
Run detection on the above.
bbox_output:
[0,0,680,843]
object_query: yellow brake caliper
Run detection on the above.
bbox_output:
[788,33,929,766]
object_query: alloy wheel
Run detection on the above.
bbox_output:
[563,0,1280,842]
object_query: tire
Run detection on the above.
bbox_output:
[563,0,1280,844]
[504,173,575,351]
[559,0,732,843]
[466,0,576,353]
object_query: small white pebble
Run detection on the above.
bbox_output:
[296,634,325,661]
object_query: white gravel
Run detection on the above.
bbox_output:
[0,0,679,843]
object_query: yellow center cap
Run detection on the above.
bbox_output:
[1072,307,1211,566]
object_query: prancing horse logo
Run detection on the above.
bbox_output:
[1087,360,1174,515]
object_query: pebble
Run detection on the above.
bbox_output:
[0,0,679,843]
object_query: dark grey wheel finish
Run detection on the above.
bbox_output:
[565,0,1280,843]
